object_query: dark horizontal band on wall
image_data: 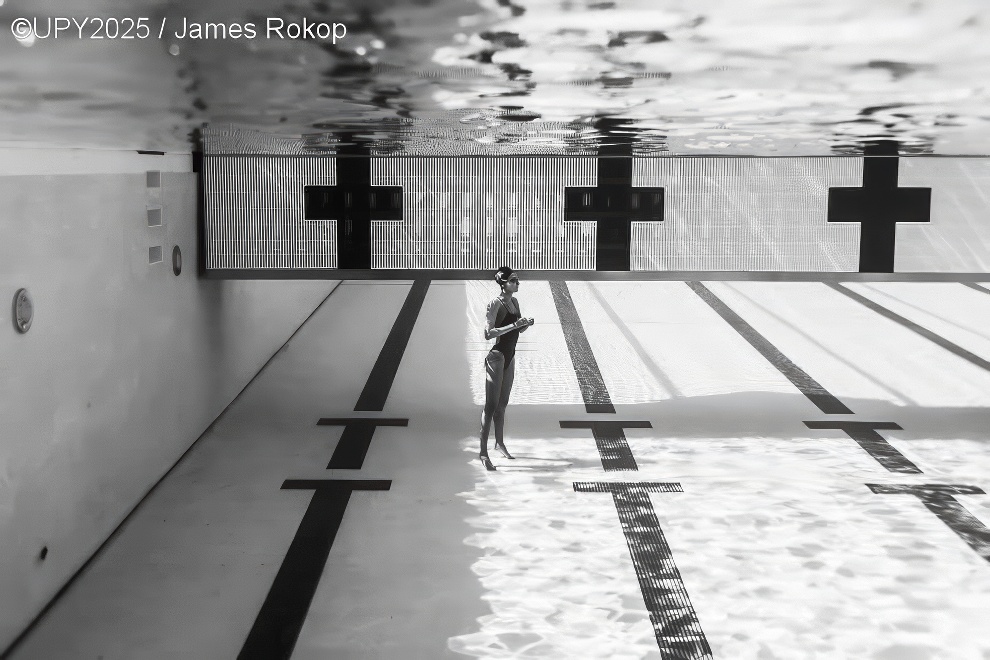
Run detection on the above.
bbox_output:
[202,269,990,282]
[201,153,990,159]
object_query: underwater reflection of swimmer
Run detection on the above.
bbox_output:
[479,266,534,471]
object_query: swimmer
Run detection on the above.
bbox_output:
[479,266,534,471]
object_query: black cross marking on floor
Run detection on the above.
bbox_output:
[866,484,990,563]
[238,479,392,660]
[688,281,853,414]
[804,421,920,473]
[826,282,990,372]
[304,136,403,269]
[319,418,409,469]
[559,421,651,471]
[574,482,713,660]
[239,281,428,656]
[563,144,664,271]
[318,280,430,469]
[549,280,615,413]
[827,141,931,273]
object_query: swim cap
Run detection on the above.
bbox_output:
[494,266,515,285]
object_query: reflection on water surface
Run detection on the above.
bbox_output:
[1,0,989,154]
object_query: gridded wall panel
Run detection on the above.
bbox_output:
[632,158,863,271]
[371,157,598,270]
[205,156,336,269]
[897,158,990,272]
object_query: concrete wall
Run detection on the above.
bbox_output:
[0,150,338,650]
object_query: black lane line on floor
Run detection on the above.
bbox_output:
[559,421,652,471]
[962,282,990,295]
[318,418,409,469]
[867,484,990,563]
[574,482,713,660]
[827,282,990,372]
[804,421,920,474]
[549,281,616,413]
[241,282,428,657]
[687,281,853,415]
[355,279,431,411]
[319,279,430,470]
[238,480,392,660]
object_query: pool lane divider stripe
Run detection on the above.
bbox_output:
[324,281,425,470]
[962,282,990,295]
[237,480,392,660]
[804,421,920,473]
[687,281,853,415]
[240,281,430,659]
[867,484,990,563]
[320,279,430,469]
[552,282,712,652]
[574,482,713,660]
[355,279,432,411]
[553,282,711,654]
[827,282,990,372]
[549,280,616,413]
[319,418,409,469]
[559,421,652,471]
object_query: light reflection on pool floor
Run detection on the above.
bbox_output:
[450,431,990,659]
[7,280,990,659]
[451,280,990,659]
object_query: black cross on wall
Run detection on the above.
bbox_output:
[828,141,931,273]
[304,136,403,269]
[564,122,664,271]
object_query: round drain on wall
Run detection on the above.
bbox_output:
[172,245,182,276]
[13,288,33,333]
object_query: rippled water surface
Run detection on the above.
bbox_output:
[2,0,990,153]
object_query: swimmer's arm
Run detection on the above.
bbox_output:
[484,301,525,340]
[517,303,531,333]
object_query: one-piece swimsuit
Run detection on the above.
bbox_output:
[492,298,520,363]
